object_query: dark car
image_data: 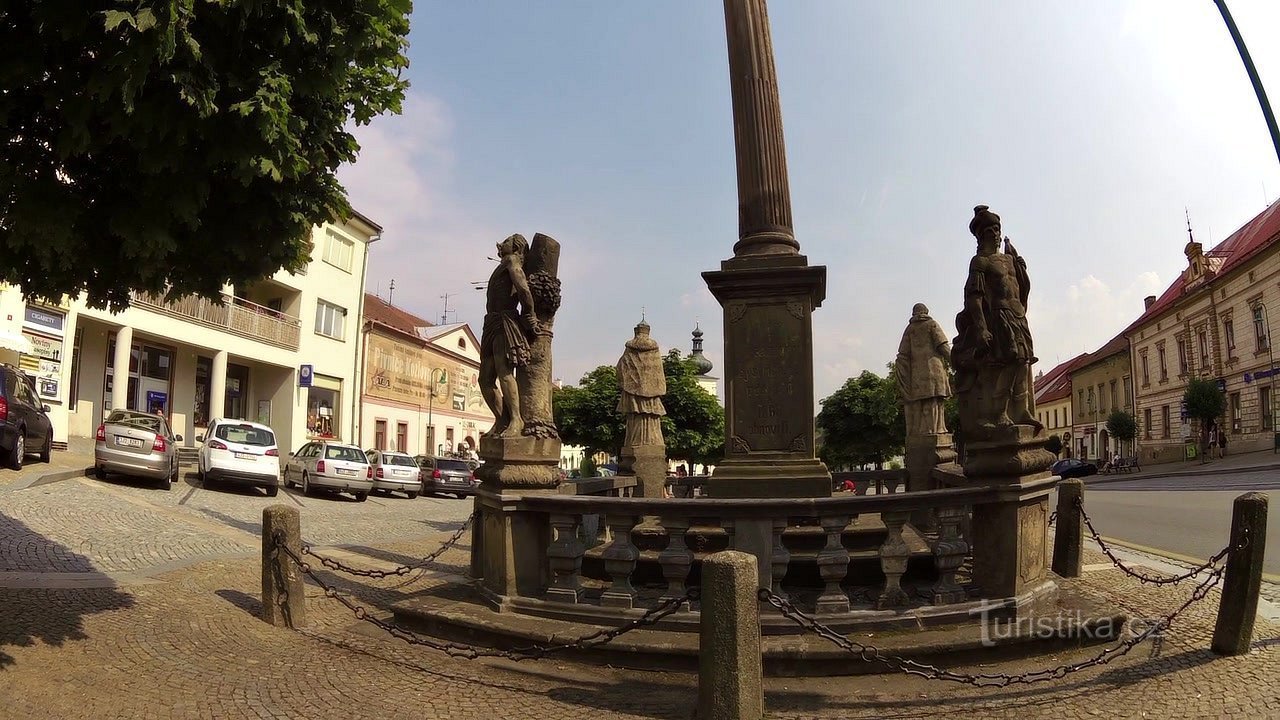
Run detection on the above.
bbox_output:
[415,455,478,498]
[1051,458,1098,479]
[0,364,53,470]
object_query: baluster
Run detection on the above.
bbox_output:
[770,518,790,600]
[815,514,850,613]
[931,505,969,605]
[877,510,911,609]
[596,514,612,545]
[600,514,639,608]
[545,513,584,603]
[658,516,692,604]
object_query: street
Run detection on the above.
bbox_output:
[1084,469,1280,576]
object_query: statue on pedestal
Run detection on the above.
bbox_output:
[616,320,667,497]
[952,205,1042,440]
[895,303,951,438]
[480,233,539,438]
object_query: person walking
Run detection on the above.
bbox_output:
[1218,430,1228,459]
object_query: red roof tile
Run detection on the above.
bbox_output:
[363,293,433,336]
[1035,352,1090,404]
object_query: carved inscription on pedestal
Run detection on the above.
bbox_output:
[729,302,808,454]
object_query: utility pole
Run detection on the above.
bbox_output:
[439,292,454,325]
[388,278,395,305]
[1215,0,1280,168]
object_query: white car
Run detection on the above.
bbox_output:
[197,418,281,496]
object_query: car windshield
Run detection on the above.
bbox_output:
[384,454,417,467]
[215,424,275,447]
[438,459,471,472]
[324,446,366,463]
[106,411,161,433]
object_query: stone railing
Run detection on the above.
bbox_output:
[131,292,302,350]
[508,486,994,616]
[558,476,638,497]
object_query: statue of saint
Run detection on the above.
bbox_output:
[617,320,667,451]
[479,234,540,438]
[952,205,1040,435]
[895,303,951,437]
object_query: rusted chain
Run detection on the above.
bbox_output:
[300,514,473,579]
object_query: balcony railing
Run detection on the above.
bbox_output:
[131,292,302,350]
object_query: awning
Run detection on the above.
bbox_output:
[0,329,33,355]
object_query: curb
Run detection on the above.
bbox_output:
[21,467,92,490]
[1098,534,1280,585]
[1084,461,1280,486]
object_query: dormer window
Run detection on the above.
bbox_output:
[458,338,467,350]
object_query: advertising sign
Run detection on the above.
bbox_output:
[299,364,313,388]
[23,307,64,334]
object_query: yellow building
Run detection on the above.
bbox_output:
[1034,353,1088,456]
[1068,335,1134,461]
[0,213,380,454]
[1126,200,1280,464]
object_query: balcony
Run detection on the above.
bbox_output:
[131,292,302,350]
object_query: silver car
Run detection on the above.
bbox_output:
[283,440,373,501]
[94,410,182,490]
[365,449,423,499]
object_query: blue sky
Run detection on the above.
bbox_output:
[338,0,1280,402]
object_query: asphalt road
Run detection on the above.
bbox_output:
[1082,469,1280,576]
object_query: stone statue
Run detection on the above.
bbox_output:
[480,233,539,438]
[952,205,1041,438]
[895,303,951,437]
[617,321,667,485]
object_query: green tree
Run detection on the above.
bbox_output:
[816,369,905,470]
[1,0,411,309]
[1045,433,1063,457]
[1106,409,1137,454]
[552,350,725,464]
[1184,378,1227,461]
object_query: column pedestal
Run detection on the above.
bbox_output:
[905,433,956,529]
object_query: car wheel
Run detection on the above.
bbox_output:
[9,432,24,470]
[355,492,368,502]
[301,472,312,496]
[405,490,419,500]
[266,484,279,497]
[158,474,171,490]
[94,466,107,480]
[39,434,51,463]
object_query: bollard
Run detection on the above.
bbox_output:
[1212,492,1268,656]
[1051,479,1084,578]
[262,504,307,629]
[698,551,764,720]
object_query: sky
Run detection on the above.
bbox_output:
[337,0,1280,403]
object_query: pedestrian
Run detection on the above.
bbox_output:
[1218,430,1228,459]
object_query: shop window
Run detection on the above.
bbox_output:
[307,385,340,438]
[194,357,212,426]
[315,300,346,340]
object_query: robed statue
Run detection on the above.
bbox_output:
[617,320,667,452]
[895,303,951,437]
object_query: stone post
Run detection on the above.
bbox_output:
[261,504,306,628]
[703,0,830,500]
[698,550,764,720]
[1051,479,1084,578]
[1212,492,1268,656]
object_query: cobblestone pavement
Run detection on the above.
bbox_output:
[0,475,1276,718]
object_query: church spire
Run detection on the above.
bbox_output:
[689,321,713,376]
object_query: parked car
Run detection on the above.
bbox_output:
[197,419,281,496]
[94,409,181,489]
[415,455,478,498]
[0,364,53,469]
[366,449,423,499]
[1051,457,1098,479]
[283,440,373,501]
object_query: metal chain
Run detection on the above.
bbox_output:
[1075,496,1233,585]
[273,530,698,660]
[760,560,1225,687]
[1047,510,1057,527]
[299,514,474,579]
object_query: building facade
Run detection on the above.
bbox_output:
[1034,353,1087,457]
[359,295,493,457]
[0,214,379,454]
[1068,335,1133,461]
[1127,200,1280,463]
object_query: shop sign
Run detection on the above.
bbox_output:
[1244,367,1280,383]
[22,332,62,362]
[23,307,64,334]
[299,364,314,388]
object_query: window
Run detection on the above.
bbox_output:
[1254,306,1269,350]
[1123,376,1133,406]
[396,422,408,453]
[214,423,275,447]
[1225,319,1236,352]
[1261,387,1273,431]
[1141,352,1150,386]
[322,229,354,272]
[1078,389,1085,411]
[1198,330,1209,368]
[1161,405,1170,439]
[457,338,467,350]
[314,300,347,340]
[1110,380,1118,411]
[1087,387,1094,415]
[69,328,82,411]
[375,420,387,450]
[1230,392,1242,433]
[1177,338,1188,374]
[306,382,341,438]
[1144,408,1152,440]
[1158,346,1168,381]
[1097,383,1106,414]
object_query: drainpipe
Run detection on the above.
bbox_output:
[351,233,378,444]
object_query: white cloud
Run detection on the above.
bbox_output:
[1030,271,1164,371]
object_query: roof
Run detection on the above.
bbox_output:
[414,323,466,341]
[1126,198,1280,334]
[1034,353,1090,404]
[363,293,433,336]
[1072,333,1130,373]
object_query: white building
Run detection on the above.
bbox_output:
[359,294,493,456]
[0,213,380,454]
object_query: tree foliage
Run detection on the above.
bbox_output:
[1184,377,1226,454]
[1106,409,1137,443]
[816,368,905,470]
[1,0,412,309]
[552,349,725,463]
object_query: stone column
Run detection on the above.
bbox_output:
[110,325,133,411]
[1212,492,1268,656]
[261,504,306,628]
[698,550,764,720]
[703,0,830,499]
[209,350,228,421]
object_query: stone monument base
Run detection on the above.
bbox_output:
[705,456,832,499]
[618,444,667,499]
[905,433,957,530]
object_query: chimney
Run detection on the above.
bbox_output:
[1144,295,1157,310]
